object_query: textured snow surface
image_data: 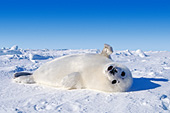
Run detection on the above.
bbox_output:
[0,46,170,113]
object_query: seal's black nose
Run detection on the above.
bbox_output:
[112,80,117,84]
[110,68,118,75]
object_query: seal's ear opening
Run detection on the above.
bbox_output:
[101,44,113,59]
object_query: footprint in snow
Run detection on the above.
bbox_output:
[34,100,54,111]
[160,95,170,110]
[15,108,24,113]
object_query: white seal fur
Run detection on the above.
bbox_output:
[14,44,133,92]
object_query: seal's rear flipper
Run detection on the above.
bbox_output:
[14,72,33,78]
[13,72,35,84]
[101,44,113,59]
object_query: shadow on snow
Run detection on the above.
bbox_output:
[130,77,169,92]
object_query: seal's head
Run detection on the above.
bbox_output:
[104,63,133,92]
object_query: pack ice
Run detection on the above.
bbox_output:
[0,45,170,113]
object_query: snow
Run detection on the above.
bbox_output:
[135,49,147,57]
[0,46,170,113]
[29,54,52,60]
[10,45,19,51]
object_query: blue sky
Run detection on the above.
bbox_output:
[0,0,170,51]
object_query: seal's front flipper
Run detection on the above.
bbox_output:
[13,72,35,84]
[101,44,113,59]
[61,72,82,89]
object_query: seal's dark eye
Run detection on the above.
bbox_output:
[107,66,113,71]
[121,71,125,77]
[112,80,117,84]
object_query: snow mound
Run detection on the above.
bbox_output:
[125,49,133,55]
[136,49,147,57]
[113,50,133,57]
[0,45,22,55]
[10,45,19,50]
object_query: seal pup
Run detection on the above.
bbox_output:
[14,44,133,92]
